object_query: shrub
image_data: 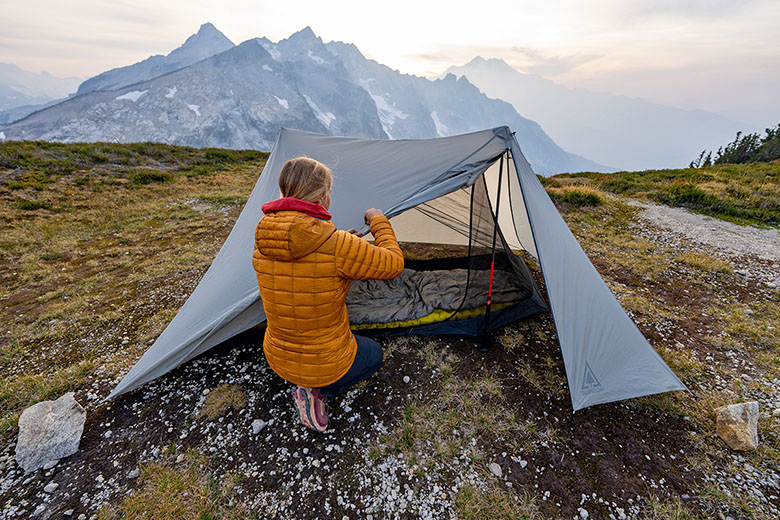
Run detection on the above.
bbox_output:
[548,187,604,207]
[14,200,53,211]
[130,169,175,185]
[665,182,713,206]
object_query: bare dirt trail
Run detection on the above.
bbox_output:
[632,201,780,264]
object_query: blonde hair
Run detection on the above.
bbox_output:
[278,157,332,203]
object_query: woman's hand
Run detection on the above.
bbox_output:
[364,208,384,225]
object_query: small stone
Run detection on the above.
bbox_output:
[96,474,105,483]
[176,454,185,463]
[741,374,753,383]
[127,468,140,479]
[578,507,589,519]
[79,515,87,520]
[252,419,266,434]
[772,409,780,417]
[519,459,528,468]
[715,401,759,451]
[744,308,754,315]
[403,376,410,384]
[488,462,502,478]
[43,482,58,493]
[64,509,74,516]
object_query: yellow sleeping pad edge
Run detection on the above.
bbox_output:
[350,302,515,331]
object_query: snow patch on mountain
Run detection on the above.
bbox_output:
[274,96,289,109]
[303,94,335,128]
[307,50,325,64]
[261,42,280,60]
[115,90,148,102]
[165,87,177,99]
[187,104,201,116]
[262,64,272,72]
[370,93,408,130]
[431,111,449,137]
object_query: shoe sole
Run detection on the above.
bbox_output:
[294,388,326,432]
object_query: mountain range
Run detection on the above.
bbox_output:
[445,57,749,171]
[0,62,81,117]
[0,24,605,175]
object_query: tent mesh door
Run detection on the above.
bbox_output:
[408,169,541,325]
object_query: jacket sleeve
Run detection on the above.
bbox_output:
[334,215,404,280]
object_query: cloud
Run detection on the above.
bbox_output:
[508,47,602,76]
[619,0,755,20]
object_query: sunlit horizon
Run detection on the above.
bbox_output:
[2,0,780,125]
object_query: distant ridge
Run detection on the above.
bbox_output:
[1,25,610,175]
[76,23,235,95]
[446,57,750,170]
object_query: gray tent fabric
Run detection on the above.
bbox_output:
[109,126,685,410]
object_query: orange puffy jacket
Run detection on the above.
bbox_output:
[252,198,404,387]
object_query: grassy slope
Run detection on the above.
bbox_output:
[547,161,780,227]
[1,143,779,519]
[0,141,268,436]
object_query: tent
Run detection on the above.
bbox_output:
[109,126,685,410]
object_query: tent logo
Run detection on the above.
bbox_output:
[581,361,604,395]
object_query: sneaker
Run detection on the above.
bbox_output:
[293,386,328,432]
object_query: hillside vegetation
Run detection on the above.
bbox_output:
[546,161,780,227]
[690,124,780,167]
[1,142,779,520]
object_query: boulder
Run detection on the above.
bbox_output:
[15,392,86,472]
[715,401,759,451]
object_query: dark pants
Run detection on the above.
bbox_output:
[319,335,383,399]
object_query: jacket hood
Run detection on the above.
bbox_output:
[261,197,331,220]
[255,208,336,261]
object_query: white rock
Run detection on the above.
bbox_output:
[403,376,410,384]
[252,419,266,434]
[715,401,759,451]
[43,482,58,493]
[15,392,86,473]
[578,507,589,519]
[488,462,502,478]
[127,468,140,479]
[520,459,528,468]
[64,510,74,516]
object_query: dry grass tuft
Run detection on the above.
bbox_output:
[454,482,541,520]
[97,451,248,520]
[675,251,733,273]
[198,384,248,421]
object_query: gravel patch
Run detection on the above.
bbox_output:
[631,201,780,263]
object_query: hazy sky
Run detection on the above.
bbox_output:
[3,0,779,125]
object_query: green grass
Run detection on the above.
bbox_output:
[13,199,53,211]
[0,140,268,441]
[97,450,249,520]
[554,161,780,227]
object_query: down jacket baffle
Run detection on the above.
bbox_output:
[253,202,404,387]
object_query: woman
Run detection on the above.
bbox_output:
[252,157,404,432]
